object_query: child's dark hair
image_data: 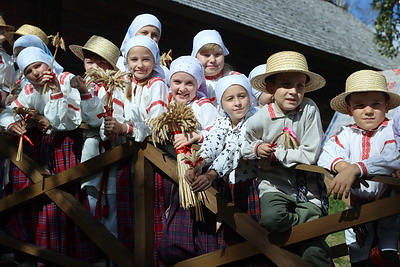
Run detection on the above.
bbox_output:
[83,50,103,60]
[345,91,390,106]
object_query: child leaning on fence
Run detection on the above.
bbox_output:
[318,70,400,267]
[241,51,330,266]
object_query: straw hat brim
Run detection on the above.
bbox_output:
[69,44,118,70]
[250,69,326,93]
[0,25,15,32]
[330,90,400,114]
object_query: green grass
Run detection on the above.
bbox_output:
[327,196,350,267]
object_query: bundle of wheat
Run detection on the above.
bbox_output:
[271,127,300,149]
[149,102,207,221]
[43,32,65,94]
[13,107,36,161]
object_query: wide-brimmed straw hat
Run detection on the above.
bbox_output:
[330,70,400,114]
[5,24,48,45]
[69,35,120,70]
[250,51,326,93]
[0,16,14,32]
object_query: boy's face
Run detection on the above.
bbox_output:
[346,91,389,131]
[126,46,155,80]
[170,72,198,104]
[221,85,250,126]
[196,46,224,77]
[24,62,50,86]
[136,26,161,43]
[83,55,113,72]
[267,72,306,114]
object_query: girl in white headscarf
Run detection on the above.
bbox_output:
[191,29,240,106]
[0,47,98,263]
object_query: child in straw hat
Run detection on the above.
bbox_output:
[4,24,48,46]
[0,46,99,264]
[242,51,330,266]
[0,15,16,107]
[318,70,400,266]
[191,29,240,105]
[69,35,125,243]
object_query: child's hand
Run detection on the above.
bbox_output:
[70,76,88,94]
[37,117,51,133]
[173,132,201,150]
[189,169,217,192]
[9,120,27,136]
[391,169,400,178]
[184,159,205,184]
[5,94,17,106]
[104,116,124,136]
[256,143,276,159]
[42,69,61,93]
[328,164,361,199]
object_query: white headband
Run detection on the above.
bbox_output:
[215,74,252,108]
[191,29,229,57]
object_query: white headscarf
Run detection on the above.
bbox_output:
[120,14,162,56]
[17,46,52,73]
[123,35,164,80]
[169,55,207,96]
[248,64,266,101]
[13,35,64,74]
[215,74,255,112]
[191,29,229,57]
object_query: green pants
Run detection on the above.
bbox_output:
[260,192,331,267]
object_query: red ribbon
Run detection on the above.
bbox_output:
[19,134,34,147]
[184,157,204,168]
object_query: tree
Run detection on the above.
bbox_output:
[373,0,400,58]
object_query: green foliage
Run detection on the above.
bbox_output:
[373,0,400,58]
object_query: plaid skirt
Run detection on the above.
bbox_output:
[4,128,100,265]
[217,178,271,266]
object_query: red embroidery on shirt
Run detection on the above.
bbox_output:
[113,98,124,108]
[381,139,396,153]
[80,93,92,100]
[229,71,241,75]
[333,135,344,149]
[50,92,63,100]
[68,104,80,111]
[147,77,164,88]
[196,98,213,106]
[14,98,23,107]
[146,100,167,113]
[24,84,34,95]
[330,157,344,172]
[357,161,368,176]
[59,72,71,85]
[267,103,276,118]
[361,131,374,160]
[205,125,213,131]
[0,54,3,64]
[205,71,223,80]
[168,93,173,102]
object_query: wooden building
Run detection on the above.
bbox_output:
[1,0,398,126]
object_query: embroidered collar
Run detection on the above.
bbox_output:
[268,102,303,119]
[205,70,223,80]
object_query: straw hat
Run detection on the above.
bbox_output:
[250,51,326,93]
[330,70,400,114]
[69,35,120,70]
[5,24,48,45]
[0,16,14,32]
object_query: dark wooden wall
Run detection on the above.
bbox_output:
[0,0,374,129]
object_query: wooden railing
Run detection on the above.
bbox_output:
[0,134,399,266]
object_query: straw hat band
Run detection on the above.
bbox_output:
[330,70,400,114]
[69,35,120,70]
[250,51,326,93]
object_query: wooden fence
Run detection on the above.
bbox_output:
[0,133,399,266]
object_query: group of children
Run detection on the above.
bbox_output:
[0,12,400,267]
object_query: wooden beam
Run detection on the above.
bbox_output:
[0,140,136,213]
[0,135,135,266]
[0,234,92,267]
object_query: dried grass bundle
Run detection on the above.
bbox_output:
[149,102,206,221]
[13,107,36,161]
[43,32,66,94]
[160,49,173,68]
[271,127,300,149]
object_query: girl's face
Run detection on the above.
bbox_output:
[83,55,113,72]
[136,26,161,43]
[267,72,306,114]
[196,45,224,77]
[126,46,155,80]
[170,72,198,104]
[24,61,49,86]
[221,85,250,127]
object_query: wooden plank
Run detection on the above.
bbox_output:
[0,135,135,266]
[0,233,92,267]
[143,143,310,266]
[134,142,155,266]
[0,140,136,213]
